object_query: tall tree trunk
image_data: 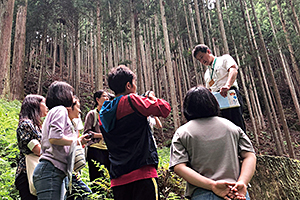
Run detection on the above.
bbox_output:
[288,0,300,36]
[130,0,137,75]
[200,0,212,48]
[0,0,15,97]
[37,34,46,95]
[159,0,180,130]
[69,32,74,85]
[182,0,199,85]
[90,14,94,89]
[60,23,64,79]
[135,16,144,94]
[11,0,27,100]
[154,14,161,98]
[194,0,204,44]
[52,26,57,74]
[216,0,229,54]
[75,27,80,94]
[140,27,148,91]
[249,0,295,158]
[96,2,103,90]
[188,2,198,44]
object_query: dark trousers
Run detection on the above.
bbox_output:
[87,147,110,182]
[113,178,160,200]
[220,88,246,132]
[15,173,37,200]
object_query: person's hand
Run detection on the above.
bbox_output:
[146,91,157,101]
[226,181,247,200]
[211,180,235,199]
[78,134,91,145]
[220,85,230,97]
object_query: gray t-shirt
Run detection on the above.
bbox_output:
[169,116,255,197]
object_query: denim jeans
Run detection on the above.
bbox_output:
[191,188,251,200]
[33,159,67,200]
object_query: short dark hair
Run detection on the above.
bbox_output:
[107,65,136,95]
[19,94,44,127]
[183,86,220,121]
[46,81,74,109]
[192,44,211,58]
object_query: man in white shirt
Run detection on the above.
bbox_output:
[192,44,246,132]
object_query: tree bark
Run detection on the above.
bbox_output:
[216,0,229,54]
[11,0,27,100]
[0,0,15,97]
[159,0,180,130]
[96,2,103,90]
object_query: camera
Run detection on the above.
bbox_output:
[142,91,152,98]
[86,133,94,139]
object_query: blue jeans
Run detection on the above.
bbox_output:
[33,159,67,200]
[191,188,250,200]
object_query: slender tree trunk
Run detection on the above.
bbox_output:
[288,0,300,36]
[11,0,27,100]
[140,28,148,91]
[249,0,295,158]
[194,0,204,44]
[69,32,74,85]
[200,0,212,48]
[96,2,103,90]
[135,16,144,94]
[60,23,64,79]
[159,0,180,130]
[37,34,46,95]
[182,0,199,85]
[216,0,229,53]
[154,14,161,98]
[188,2,198,43]
[90,14,94,89]
[0,0,15,97]
[52,26,57,74]
[130,0,137,75]
[75,27,80,94]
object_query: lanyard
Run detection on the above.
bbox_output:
[210,58,217,80]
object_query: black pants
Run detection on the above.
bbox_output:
[220,88,246,132]
[113,178,160,200]
[15,173,37,200]
[87,147,110,182]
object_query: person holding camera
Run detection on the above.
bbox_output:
[83,90,113,185]
[99,65,171,200]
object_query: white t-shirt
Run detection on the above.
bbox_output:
[204,54,239,92]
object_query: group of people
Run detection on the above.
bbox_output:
[15,44,256,200]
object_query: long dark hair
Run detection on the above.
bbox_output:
[19,94,44,127]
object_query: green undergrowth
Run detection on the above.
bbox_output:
[0,98,186,199]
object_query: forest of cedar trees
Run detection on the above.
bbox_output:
[1,0,300,161]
